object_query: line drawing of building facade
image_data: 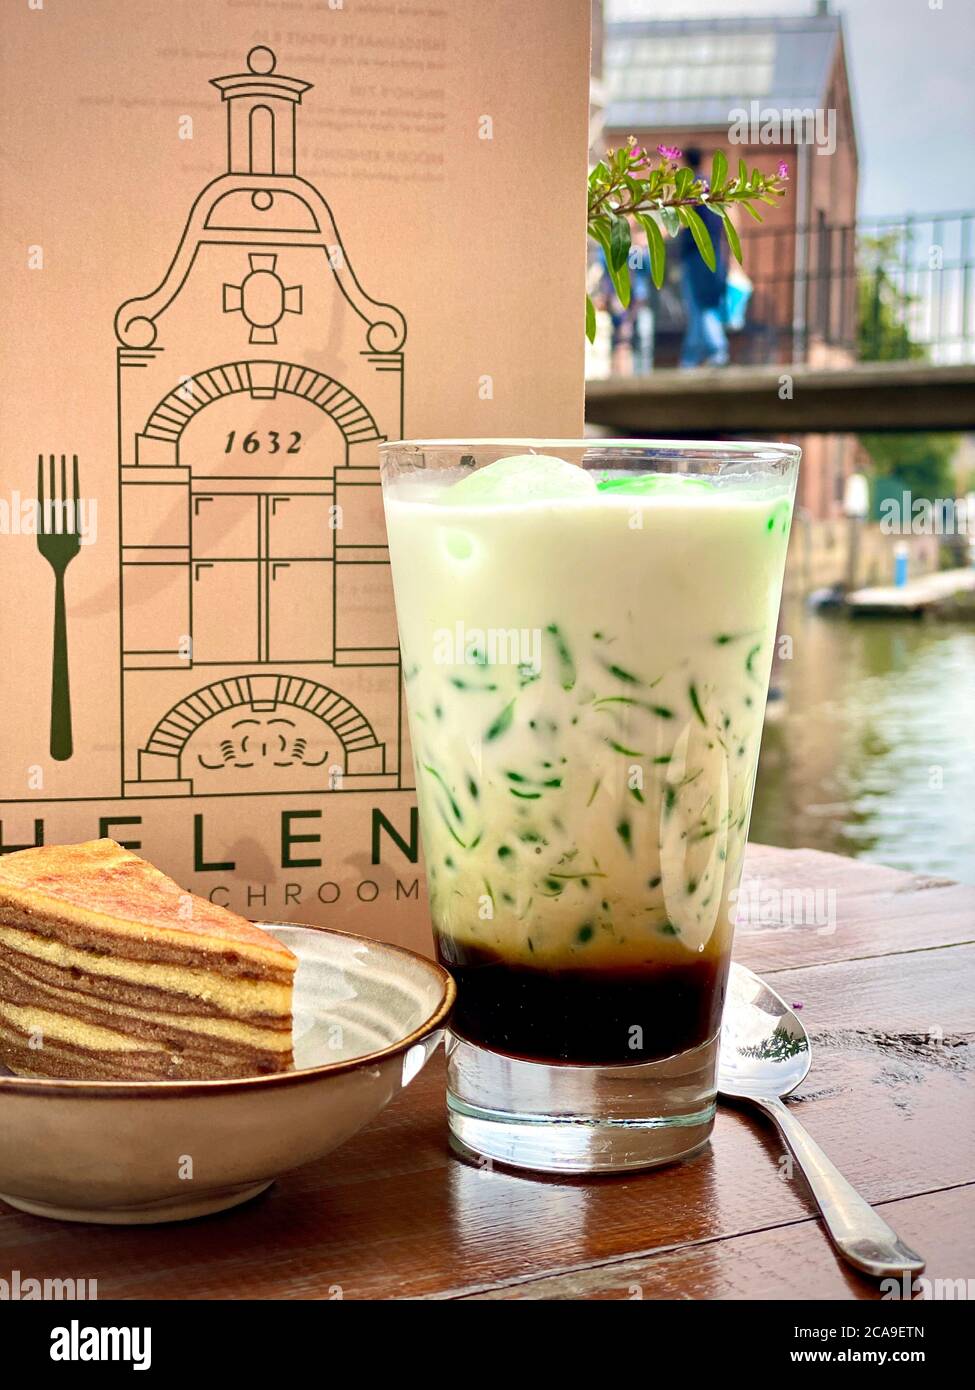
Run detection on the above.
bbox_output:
[114,46,408,801]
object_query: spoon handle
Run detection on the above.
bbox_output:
[757,1095,925,1280]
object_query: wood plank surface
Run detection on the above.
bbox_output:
[461,1188,975,1301]
[1,845,972,1301]
[736,844,975,971]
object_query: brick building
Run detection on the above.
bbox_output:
[598,4,862,519]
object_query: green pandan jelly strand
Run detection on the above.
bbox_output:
[484,699,515,741]
[602,661,641,684]
[451,675,499,693]
[545,623,576,690]
[689,683,708,726]
[423,763,463,822]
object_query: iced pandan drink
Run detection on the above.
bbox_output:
[382,444,798,1069]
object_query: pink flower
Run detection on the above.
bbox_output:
[777,160,790,181]
[657,144,682,161]
[629,145,648,163]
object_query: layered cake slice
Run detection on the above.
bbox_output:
[0,839,296,1081]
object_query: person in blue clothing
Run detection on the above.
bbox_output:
[678,147,729,368]
[629,229,656,373]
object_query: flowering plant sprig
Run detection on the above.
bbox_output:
[587,138,789,340]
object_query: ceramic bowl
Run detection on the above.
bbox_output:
[0,924,453,1224]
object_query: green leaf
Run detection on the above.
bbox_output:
[586,294,597,343]
[588,217,613,262]
[718,208,742,264]
[609,212,631,271]
[608,258,632,309]
[636,212,666,288]
[589,215,629,307]
[674,167,693,198]
[659,206,680,238]
[678,205,716,271]
[740,200,764,223]
[711,149,728,192]
[589,216,630,309]
[738,157,748,189]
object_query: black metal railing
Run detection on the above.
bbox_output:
[746,210,975,365]
[590,211,975,372]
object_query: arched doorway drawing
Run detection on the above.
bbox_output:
[140,360,383,453]
[136,674,386,795]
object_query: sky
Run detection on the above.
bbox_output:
[606,0,975,219]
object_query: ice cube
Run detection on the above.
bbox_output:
[444,453,597,504]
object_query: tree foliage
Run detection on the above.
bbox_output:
[857,235,959,498]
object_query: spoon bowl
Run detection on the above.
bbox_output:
[719,961,810,1101]
[719,963,924,1281]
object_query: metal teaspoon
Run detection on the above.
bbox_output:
[719,962,925,1281]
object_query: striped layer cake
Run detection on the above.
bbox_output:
[0,839,296,1081]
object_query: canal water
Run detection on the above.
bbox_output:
[750,604,975,885]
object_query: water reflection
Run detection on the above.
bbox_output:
[750,605,975,884]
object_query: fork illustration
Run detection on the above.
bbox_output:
[36,454,81,761]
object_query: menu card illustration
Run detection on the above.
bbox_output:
[0,0,591,951]
[117,46,406,802]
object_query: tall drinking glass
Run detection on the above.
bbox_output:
[380,440,800,1173]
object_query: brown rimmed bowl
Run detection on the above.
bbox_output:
[0,924,454,1224]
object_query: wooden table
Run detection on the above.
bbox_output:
[2,845,972,1301]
